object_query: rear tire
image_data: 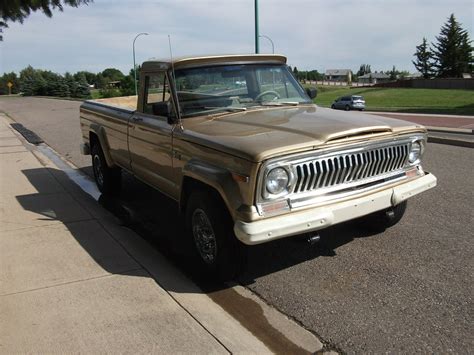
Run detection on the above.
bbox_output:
[345,105,350,111]
[359,201,407,232]
[91,143,121,195]
[185,190,245,280]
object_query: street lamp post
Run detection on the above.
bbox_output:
[255,0,259,53]
[133,32,149,96]
[259,35,274,54]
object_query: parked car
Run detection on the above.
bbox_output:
[80,54,436,279]
[331,95,366,111]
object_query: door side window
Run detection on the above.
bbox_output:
[143,72,171,116]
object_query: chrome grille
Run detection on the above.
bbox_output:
[293,143,409,193]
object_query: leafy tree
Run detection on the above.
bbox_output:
[101,68,125,82]
[293,67,299,77]
[432,14,473,77]
[119,69,136,96]
[0,0,93,40]
[95,73,107,89]
[412,37,435,78]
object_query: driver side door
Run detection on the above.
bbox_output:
[127,71,177,197]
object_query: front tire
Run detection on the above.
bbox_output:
[91,143,121,195]
[345,105,350,111]
[185,190,245,280]
[331,104,335,109]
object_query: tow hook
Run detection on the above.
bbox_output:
[385,208,396,221]
[307,233,321,245]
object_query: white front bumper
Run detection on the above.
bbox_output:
[234,173,437,245]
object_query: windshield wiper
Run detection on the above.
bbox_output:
[260,101,300,106]
[205,106,247,112]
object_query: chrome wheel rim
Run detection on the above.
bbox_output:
[93,154,104,187]
[192,208,217,265]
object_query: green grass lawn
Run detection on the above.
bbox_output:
[311,86,474,115]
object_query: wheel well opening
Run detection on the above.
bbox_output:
[180,177,223,214]
[89,132,99,149]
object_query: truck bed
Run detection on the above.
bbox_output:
[89,95,138,111]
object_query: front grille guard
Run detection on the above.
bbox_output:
[256,134,425,213]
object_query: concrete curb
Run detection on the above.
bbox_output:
[427,136,474,148]
[426,126,474,135]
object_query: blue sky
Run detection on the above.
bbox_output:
[0,0,472,75]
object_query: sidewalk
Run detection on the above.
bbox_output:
[0,115,322,353]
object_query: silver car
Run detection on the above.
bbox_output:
[331,95,366,111]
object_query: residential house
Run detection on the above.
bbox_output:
[358,72,391,84]
[325,69,352,82]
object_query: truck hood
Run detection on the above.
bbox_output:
[180,105,425,162]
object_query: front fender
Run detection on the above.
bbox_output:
[181,159,244,219]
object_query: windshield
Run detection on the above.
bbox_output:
[174,64,311,117]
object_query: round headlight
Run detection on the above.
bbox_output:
[409,141,422,163]
[266,167,289,195]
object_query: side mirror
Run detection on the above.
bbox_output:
[152,101,176,124]
[306,87,317,99]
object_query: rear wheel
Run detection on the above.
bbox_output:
[185,190,245,280]
[345,105,350,111]
[91,143,121,195]
[359,201,407,232]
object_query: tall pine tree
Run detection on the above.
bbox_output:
[432,14,473,77]
[412,37,435,78]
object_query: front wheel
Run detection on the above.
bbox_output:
[358,201,407,232]
[185,190,245,280]
[345,105,350,111]
[331,104,336,109]
[91,143,121,195]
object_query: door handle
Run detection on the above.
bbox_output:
[132,116,143,122]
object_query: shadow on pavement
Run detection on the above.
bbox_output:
[17,166,381,288]
[17,165,336,353]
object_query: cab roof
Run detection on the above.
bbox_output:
[141,54,287,71]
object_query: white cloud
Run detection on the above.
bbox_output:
[0,0,472,74]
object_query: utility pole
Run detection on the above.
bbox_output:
[255,0,259,53]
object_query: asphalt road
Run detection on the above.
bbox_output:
[1,97,473,353]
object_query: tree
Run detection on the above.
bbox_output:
[412,37,435,78]
[0,0,93,41]
[389,65,397,80]
[120,69,136,96]
[432,14,473,77]
[101,68,125,82]
[357,64,371,76]
[73,71,96,86]
[0,72,20,95]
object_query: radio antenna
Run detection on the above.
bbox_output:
[168,35,183,129]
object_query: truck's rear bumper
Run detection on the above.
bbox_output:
[234,173,437,245]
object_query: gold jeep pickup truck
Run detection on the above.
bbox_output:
[80,54,437,279]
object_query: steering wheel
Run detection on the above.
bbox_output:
[255,90,281,101]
